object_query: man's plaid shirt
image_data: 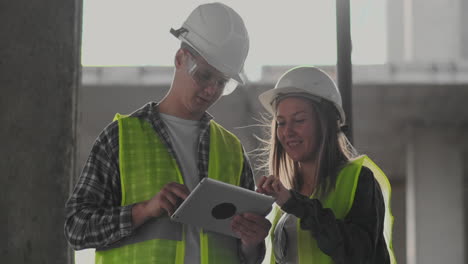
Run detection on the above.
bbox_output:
[64,102,255,249]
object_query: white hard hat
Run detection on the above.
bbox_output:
[171,2,249,85]
[259,66,346,125]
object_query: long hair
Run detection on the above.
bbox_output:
[262,98,357,199]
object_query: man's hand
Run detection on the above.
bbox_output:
[231,213,271,250]
[146,182,190,217]
[132,182,189,227]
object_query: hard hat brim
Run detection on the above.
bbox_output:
[231,72,244,85]
[258,86,346,124]
[259,86,311,114]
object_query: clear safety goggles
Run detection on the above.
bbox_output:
[185,52,238,96]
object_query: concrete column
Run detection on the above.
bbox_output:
[406,126,464,264]
[387,0,465,63]
[0,1,82,263]
[387,0,406,62]
[461,0,468,60]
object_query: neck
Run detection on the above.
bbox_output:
[298,160,318,196]
[159,93,203,121]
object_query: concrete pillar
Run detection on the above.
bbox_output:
[387,0,406,63]
[0,1,82,263]
[387,0,466,63]
[461,0,468,60]
[406,126,465,264]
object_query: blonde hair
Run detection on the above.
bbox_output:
[260,98,357,199]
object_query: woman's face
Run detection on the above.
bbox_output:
[275,97,320,163]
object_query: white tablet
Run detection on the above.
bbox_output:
[170,177,275,238]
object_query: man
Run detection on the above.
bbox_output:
[64,3,270,264]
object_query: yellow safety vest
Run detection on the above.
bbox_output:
[267,155,396,263]
[95,114,244,264]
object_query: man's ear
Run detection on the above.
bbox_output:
[175,49,186,69]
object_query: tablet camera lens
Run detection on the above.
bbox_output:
[211,203,237,219]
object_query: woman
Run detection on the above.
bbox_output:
[256,66,396,264]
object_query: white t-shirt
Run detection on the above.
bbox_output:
[160,113,202,264]
[160,113,242,263]
[160,113,200,191]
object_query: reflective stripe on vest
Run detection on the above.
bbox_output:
[95,114,244,264]
[361,157,396,264]
[268,155,396,264]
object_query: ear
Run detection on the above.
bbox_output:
[175,48,186,69]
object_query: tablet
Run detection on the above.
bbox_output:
[170,177,275,238]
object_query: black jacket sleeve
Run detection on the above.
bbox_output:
[280,167,390,264]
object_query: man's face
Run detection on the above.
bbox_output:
[178,51,226,116]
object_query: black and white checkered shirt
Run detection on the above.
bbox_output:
[64,102,255,249]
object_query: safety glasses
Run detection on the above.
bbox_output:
[185,52,238,96]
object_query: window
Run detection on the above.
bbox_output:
[82,0,387,81]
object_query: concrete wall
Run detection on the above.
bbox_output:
[1,1,82,263]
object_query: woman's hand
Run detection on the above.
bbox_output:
[256,175,291,207]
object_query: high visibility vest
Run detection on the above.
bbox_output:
[266,155,396,264]
[95,114,245,264]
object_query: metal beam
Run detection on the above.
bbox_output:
[336,0,353,142]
